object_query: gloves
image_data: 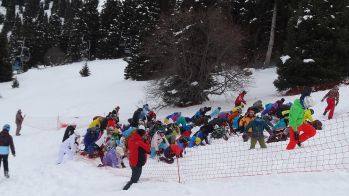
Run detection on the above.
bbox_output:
[294,131,300,141]
[156,151,161,156]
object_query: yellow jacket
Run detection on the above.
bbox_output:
[303,109,313,122]
[88,118,101,128]
[239,115,254,132]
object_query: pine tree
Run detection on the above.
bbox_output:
[21,0,41,68]
[0,33,13,82]
[2,0,16,33]
[97,0,123,59]
[274,0,348,91]
[79,0,99,60]
[65,0,84,62]
[11,77,19,88]
[122,0,161,80]
[79,62,91,77]
[30,3,49,66]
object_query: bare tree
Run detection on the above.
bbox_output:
[264,0,277,67]
[144,8,249,107]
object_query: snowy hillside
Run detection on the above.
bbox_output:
[0,59,348,196]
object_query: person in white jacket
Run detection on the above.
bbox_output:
[57,133,80,164]
[150,129,169,159]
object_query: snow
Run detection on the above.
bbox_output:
[0,5,6,32]
[168,89,178,94]
[280,55,291,64]
[98,0,107,12]
[191,81,198,86]
[0,59,349,195]
[303,59,315,63]
[303,15,313,20]
[44,2,53,19]
[249,18,257,23]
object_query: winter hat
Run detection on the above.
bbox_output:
[303,96,316,109]
[3,124,10,132]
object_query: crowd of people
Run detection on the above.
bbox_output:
[0,86,340,186]
[53,85,340,189]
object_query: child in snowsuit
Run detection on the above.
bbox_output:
[83,127,100,155]
[0,124,16,178]
[209,107,222,119]
[164,112,181,124]
[62,124,76,142]
[150,129,169,159]
[244,116,271,149]
[160,144,183,164]
[321,86,339,119]
[234,91,247,107]
[57,133,80,164]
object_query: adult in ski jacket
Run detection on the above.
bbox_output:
[287,98,316,150]
[0,124,16,178]
[123,127,150,190]
[15,109,24,136]
[244,117,271,149]
[321,86,339,119]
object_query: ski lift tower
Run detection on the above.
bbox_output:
[12,38,30,74]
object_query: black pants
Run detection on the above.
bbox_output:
[123,166,143,190]
[0,154,9,173]
[130,166,143,183]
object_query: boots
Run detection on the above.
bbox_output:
[123,181,133,190]
[323,110,327,116]
[4,171,9,178]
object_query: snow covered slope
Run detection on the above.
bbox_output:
[0,59,348,196]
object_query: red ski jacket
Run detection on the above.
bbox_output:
[235,93,246,106]
[127,132,150,167]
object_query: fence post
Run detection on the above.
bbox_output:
[57,115,60,130]
[177,157,181,183]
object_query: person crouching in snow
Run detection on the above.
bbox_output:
[244,115,272,149]
[62,124,76,142]
[321,86,339,120]
[150,128,169,159]
[100,139,122,168]
[234,90,247,107]
[123,126,150,190]
[287,87,316,150]
[57,133,80,164]
[160,144,184,164]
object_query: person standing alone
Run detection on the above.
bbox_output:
[321,86,339,120]
[123,125,150,190]
[0,124,16,178]
[15,109,24,136]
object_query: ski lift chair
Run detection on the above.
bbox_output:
[21,47,30,63]
[12,56,23,74]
